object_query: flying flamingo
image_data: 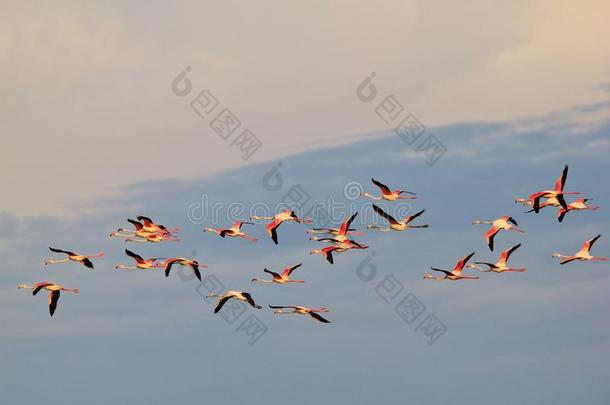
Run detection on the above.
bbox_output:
[115,249,166,270]
[204,220,258,243]
[368,205,428,232]
[207,290,262,313]
[472,216,524,251]
[467,244,526,273]
[111,219,180,243]
[269,305,330,323]
[137,215,180,236]
[309,246,345,264]
[361,178,416,201]
[527,165,580,213]
[552,234,609,265]
[424,252,478,281]
[250,210,312,244]
[164,258,207,281]
[307,213,360,244]
[45,247,104,269]
[126,232,180,243]
[306,212,362,240]
[309,236,368,251]
[252,263,305,284]
[18,282,79,316]
[557,198,599,223]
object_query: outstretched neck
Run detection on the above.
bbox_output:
[362,192,382,200]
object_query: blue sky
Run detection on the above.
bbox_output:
[1,99,609,404]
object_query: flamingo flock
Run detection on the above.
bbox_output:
[18,166,605,320]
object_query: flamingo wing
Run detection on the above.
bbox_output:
[241,292,261,309]
[80,258,94,269]
[48,290,60,317]
[339,212,358,237]
[267,219,282,245]
[560,256,578,265]
[125,249,145,264]
[264,268,282,279]
[127,218,144,230]
[557,207,569,223]
[530,192,546,213]
[507,217,518,227]
[555,194,568,210]
[49,247,75,256]
[371,178,392,195]
[485,227,500,251]
[474,262,497,269]
[554,165,568,192]
[282,263,302,277]
[584,234,601,252]
[430,268,453,277]
[32,283,52,295]
[404,209,425,224]
[308,311,331,323]
[322,247,337,264]
[268,305,298,309]
[164,259,178,277]
[372,204,399,225]
[214,296,232,313]
[501,243,521,263]
[454,252,476,272]
[136,216,155,227]
[189,262,202,281]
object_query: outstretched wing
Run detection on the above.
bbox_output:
[584,234,601,252]
[554,165,568,192]
[485,227,500,251]
[339,213,358,237]
[282,263,302,277]
[268,305,298,309]
[500,243,521,264]
[454,252,476,272]
[267,219,282,245]
[190,262,202,281]
[372,204,399,225]
[49,247,75,256]
[81,258,94,269]
[137,216,154,227]
[125,249,145,264]
[371,178,391,195]
[430,268,453,277]
[48,290,60,317]
[127,218,144,230]
[264,268,282,279]
[404,209,425,224]
[164,259,178,277]
[557,207,569,223]
[241,292,261,309]
[32,283,52,295]
[309,311,330,323]
[214,296,232,313]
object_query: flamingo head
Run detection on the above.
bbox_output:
[551,253,562,258]
[17,284,29,289]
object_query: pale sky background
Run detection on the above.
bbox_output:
[1,0,610,215]
[2,1,610,404]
